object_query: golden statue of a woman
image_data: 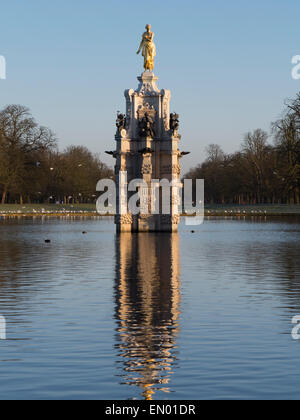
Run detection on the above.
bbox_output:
[137,24,156,72]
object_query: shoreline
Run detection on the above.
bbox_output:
[1,212,300,219]
[1,204,300,219]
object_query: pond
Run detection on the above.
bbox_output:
[0,217,300,400]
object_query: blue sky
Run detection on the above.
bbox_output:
[0,0,299,172]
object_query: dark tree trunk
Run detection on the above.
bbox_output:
[1,190,7,205]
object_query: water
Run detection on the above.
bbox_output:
[0,217,300,400]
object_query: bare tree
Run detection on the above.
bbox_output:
[272,112,300,203]
[205,144,225,162]
[242,129,270,203]
[0,105,56,203]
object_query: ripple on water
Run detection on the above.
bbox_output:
[0,218,300,399]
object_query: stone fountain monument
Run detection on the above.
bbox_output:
[106,25,189,232]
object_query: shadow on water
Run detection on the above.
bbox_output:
[114,233,181,400]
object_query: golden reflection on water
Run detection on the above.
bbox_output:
[114,233,181,400]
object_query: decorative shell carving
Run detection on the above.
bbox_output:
[139,83,153,95]
[137,102,156,119]
[141,163,152,175]
[115,214,133,225]
[137,83,159,97]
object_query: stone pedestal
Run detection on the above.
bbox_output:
[112,72,184,233]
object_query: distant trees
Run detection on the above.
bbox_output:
[272,94,300,204]
[2,93,300,206]
[0,105,113,204]
[184,93,300,205]
[42,146,114,204]
[0,105,56,204]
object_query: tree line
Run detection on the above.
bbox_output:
[0,105,113,204]
[1,94,300,206]
[184,93,300,205]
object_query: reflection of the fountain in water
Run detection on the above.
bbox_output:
[114,233,181,400]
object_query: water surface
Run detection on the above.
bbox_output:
[0,217,300,400]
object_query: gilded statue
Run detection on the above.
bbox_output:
[137,24,156,72]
